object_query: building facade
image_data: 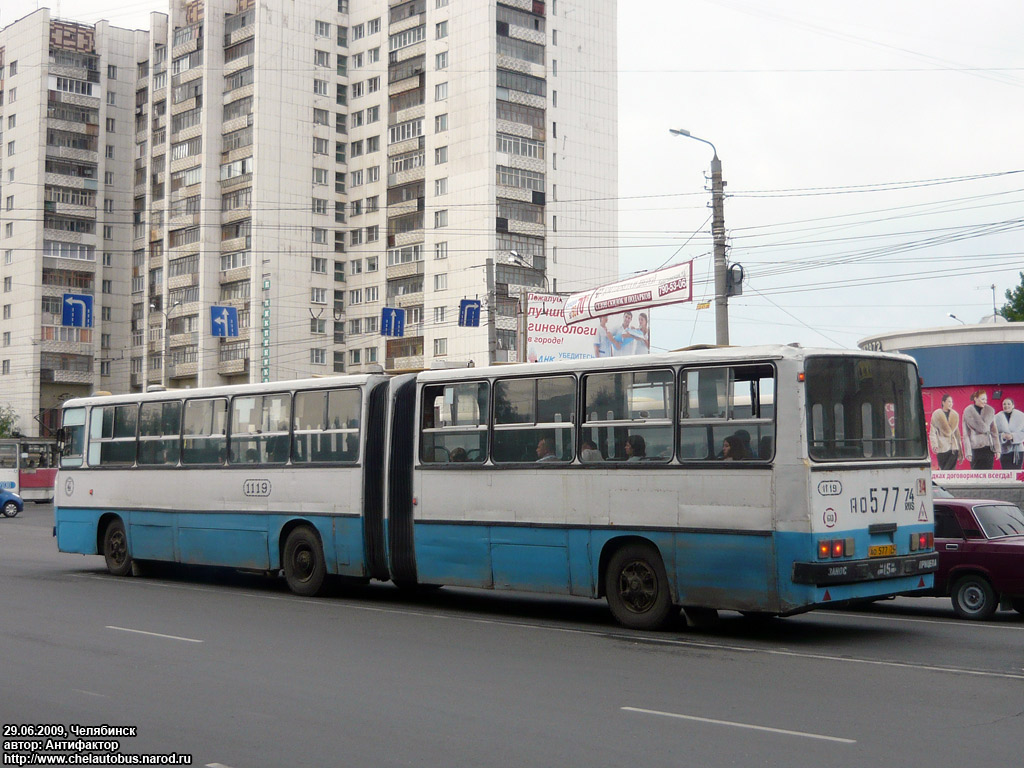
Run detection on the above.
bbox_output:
[0,11,143,435]
[0,0,618,436]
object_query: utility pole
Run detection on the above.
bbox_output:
[670,128,730,345]
[710,154,729,346]
[485,257,497,364]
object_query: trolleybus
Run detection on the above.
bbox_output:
[54,346,938,628]
[0,438,58,502]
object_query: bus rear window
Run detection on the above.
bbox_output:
[805,357,925,461]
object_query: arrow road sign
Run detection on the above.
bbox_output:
[381,307,406,337]
[459,299,481,328]
[210,305,240,337]
[62,293,93,328]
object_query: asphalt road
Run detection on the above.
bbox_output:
[1,505,1021,768]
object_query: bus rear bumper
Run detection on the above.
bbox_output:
[792,551,938,587]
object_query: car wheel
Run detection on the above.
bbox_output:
[604,543,673,630]
[283,526,327,597]
[951,575,997,620]
[102,518,133,577]
[1,500,19,518]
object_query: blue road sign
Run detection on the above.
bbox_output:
[210,305,240,337]
[459,299,482,328]
[62,293,93,328]
[381,307,406,337]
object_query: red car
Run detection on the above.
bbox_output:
[930,499,1024,619]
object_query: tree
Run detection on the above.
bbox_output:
[1001,271,1024,322]
[0,404,19,438]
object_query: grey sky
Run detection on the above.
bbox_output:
[6,0,1022,350]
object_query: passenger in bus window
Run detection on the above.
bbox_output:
[536,438,558,462]
[580,440,603,462]
[721,435,747,461]
[624,434,646,461]
[450,447,468,462]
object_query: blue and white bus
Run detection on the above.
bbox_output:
[55,346,938,629]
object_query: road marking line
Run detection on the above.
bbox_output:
[78,576,1024,679]
[71,689,107,698]
[622,707,856,743]
[206,763,237,768]
[106,625,203,643]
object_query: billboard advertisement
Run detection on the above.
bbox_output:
[525,293,651,363]
[561,261,692,325]
[926,385,1024,485]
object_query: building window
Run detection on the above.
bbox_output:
[349,318,362,335]
[435,146,448,164]
[435,178,448,196]
[435,113,448,132]
[367,106,380,123]
[315,50,331,68]
[434,273,447,290]
[433,306,445,324]
[312,228,328,244]
[102,279,113,294]
[316,20,332,38]
[313,168,329,185]
[312,257,328,273]
[436,51,448,70]
[313,198,329,215]
[436,21,448,39]
[434,210,448,228]
[350,349,362,365]
[103,225,114,240]
[311,318,327,334]
[367,77,380,94]
[312,288,327,304]
[435,82,448,101]
[368,18,381,34]
[314,108,331,125]
[105,145,115,159]
[433,338,447,356]
[314,79,329,96]
[435,242,448,260]
[311,348,327,365]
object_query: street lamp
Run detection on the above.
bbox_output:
[150,300,181,387]
[669,128,729,345]
[948,313,966,325]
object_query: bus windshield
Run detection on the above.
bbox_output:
[805,356,925,461]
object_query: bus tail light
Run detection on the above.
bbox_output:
[909,532,933,551]
[818,538,855,559]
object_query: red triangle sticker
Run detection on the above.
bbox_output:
[823,589,831,601]
[918,578,925,587]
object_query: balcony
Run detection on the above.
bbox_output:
[386,354,424,371]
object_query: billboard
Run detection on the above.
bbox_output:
[561,261,692,325]
[926,385,1024,485]
[525,293,651,363]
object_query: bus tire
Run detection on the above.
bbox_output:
[102,518,133,577]
[283,526,327,597]
[951,575,997,620]
[604,543,673,630]
[2,500,20,517]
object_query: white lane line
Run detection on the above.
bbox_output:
[622,707,856,744]
[106,625,203,643]
[79,576,1023,679]
[71,689,108,698]
[206,763,237,768]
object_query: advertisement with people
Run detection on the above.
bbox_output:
[525,293,651,363]
[926,385,1024,484]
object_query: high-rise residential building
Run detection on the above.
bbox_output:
[0,0,617,436]
[0,10,144,435]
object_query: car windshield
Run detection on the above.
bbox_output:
[973,504,1024,538]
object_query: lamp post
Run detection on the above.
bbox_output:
[947,313,966,325]
[669,128,729,345]
[150,300,181,387]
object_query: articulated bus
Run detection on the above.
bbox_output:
[0,438,58,502]
[54,346,939,629]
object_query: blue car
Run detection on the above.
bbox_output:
[1,489,23,518]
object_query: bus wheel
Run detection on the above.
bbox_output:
[951,575,997,620]
[604,543,673,630]
[1,500,20,518]
[283,526,326,597]
[102,519,133,577]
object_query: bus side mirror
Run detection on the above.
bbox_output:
[54,427,67,453]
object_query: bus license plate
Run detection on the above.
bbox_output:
[869,544,896,558]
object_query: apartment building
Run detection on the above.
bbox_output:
[0,11,143,435]
[1,0,617,435]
